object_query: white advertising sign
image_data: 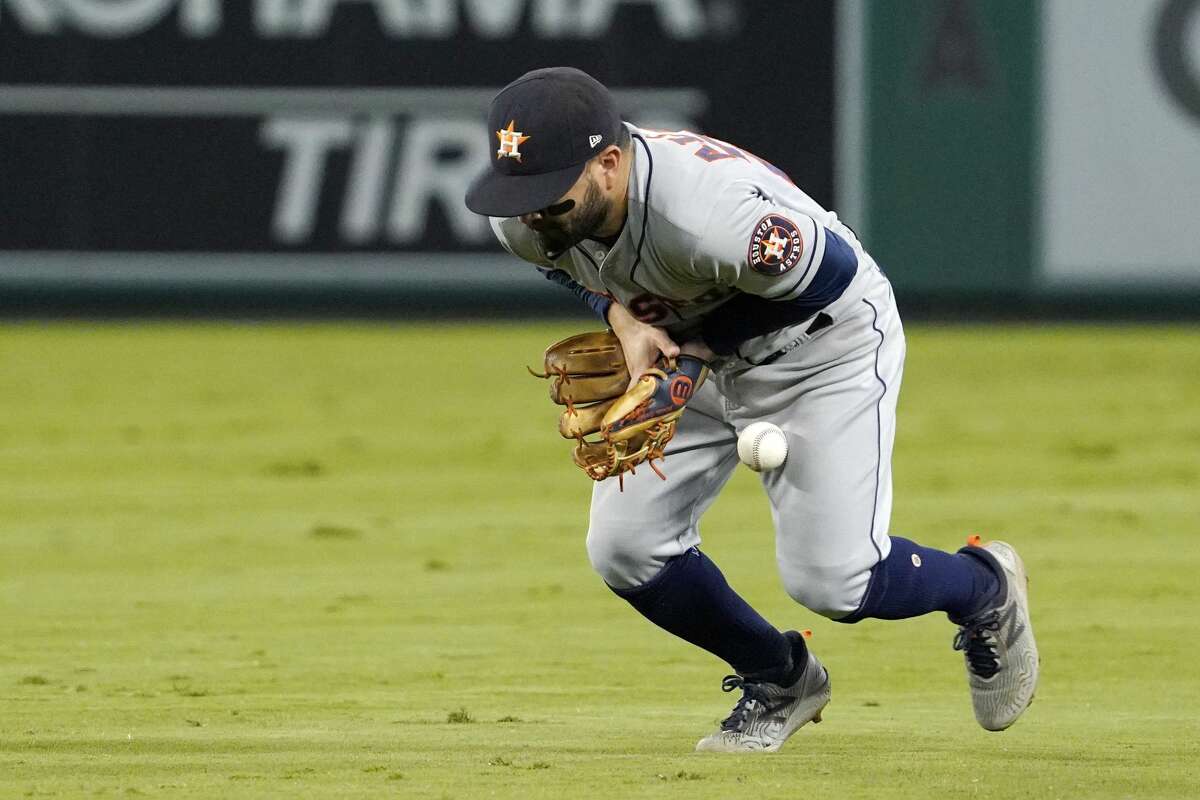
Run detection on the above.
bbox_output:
[1041,0,1200,286]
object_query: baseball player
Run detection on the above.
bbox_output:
[465,67,1038,752]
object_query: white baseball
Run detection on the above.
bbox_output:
[737,422,789,472]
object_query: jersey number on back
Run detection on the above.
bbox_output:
[640,130,792,183]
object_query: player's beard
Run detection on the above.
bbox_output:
[532,178,610,256]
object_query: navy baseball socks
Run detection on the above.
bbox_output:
[608,538,1030,740]
[609,547,800,681]
[836,536,1001,624]
[608,539,1000,663]
[835,535,1039,731]
[609,548,833,752]
[611,548,832,752]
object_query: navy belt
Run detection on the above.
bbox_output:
[754,312,834,366]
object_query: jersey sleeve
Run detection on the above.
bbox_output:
[688,181,856,301]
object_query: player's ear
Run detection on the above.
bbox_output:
[596,145,623,188]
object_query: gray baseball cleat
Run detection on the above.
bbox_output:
[951,536,1040,731]
[694,630,830,753]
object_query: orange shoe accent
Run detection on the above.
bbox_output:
[801,629,813,639]
[966,534,982,547]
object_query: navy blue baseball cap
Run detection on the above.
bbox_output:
[465,67,622,218]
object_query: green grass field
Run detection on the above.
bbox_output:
[2,322,1198,799]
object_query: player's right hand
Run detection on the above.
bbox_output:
[607,302,680,391]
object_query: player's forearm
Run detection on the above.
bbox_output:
[604,299,640,334]
[608,303,711,359]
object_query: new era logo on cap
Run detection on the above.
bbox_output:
[589,134,603,148]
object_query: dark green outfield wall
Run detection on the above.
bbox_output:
[865,0,1038,295]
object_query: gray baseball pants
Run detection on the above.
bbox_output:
[586,265,903,619]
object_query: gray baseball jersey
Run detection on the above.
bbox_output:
[491,124,876,357]
[489,124,902,621]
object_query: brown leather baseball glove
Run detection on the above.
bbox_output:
[529,330,709,484]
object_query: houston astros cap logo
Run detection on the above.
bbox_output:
[748,214,804,276]
[496,120,531,161]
